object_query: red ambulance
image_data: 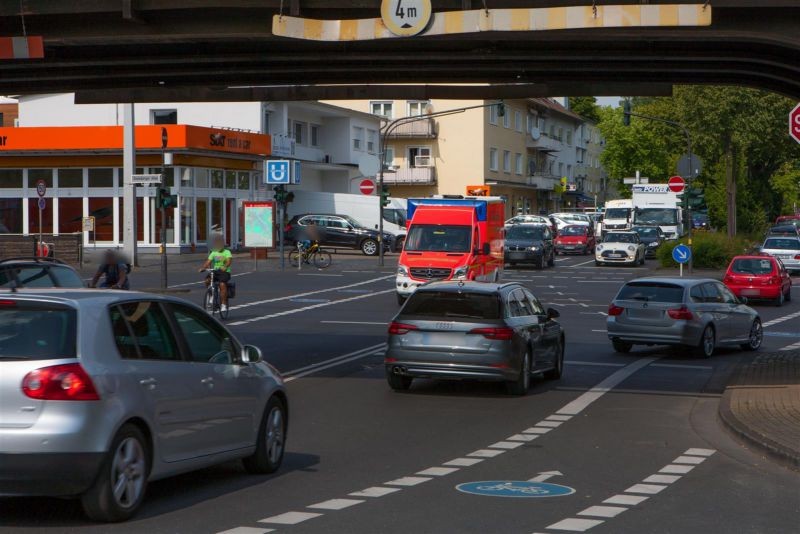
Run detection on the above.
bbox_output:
[395,196,505,304]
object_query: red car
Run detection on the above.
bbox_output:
[723,255,792,306]
[775,214,800,227]
[554,224,595,255]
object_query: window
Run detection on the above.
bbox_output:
[701,283,724,303]
[88,168,113,188]
[262,109,271,133]
[29,168,53,188]
[172,305,238,364]
[0,169,22,188]
[367,129,377,153]
[549,125,556,138]
[557,128,564,141]
[151,109,177,125]
[310,124,320,147]
[617,282,685,304]
[558,163,564,176]
[567,165,572,178]
[401,291,502,321]
[508,289,532,317]
[489,148,498,171]
[371,101,393,118]
[353,126,364,150]
[293,121,306,145]
[58,168,83,188]
[503,150,511,173]
[211,170,224,189]
[566,130,573,145]
[690,285,706,303]
[502,111,510,129]
[407,100,428,116]
[408,146,431,167]
[489,106,498,125]
[237,171,250,191]
[514,111,523,132]
[527,113,536,132]
[515,154,523,175]
[0,305,76,360]
[110,302,178,360]
[523,290,546,315]
[383,146,395,167]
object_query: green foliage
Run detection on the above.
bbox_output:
[769,163,800,216]
[656,232,754,270]
[568,96,601,123]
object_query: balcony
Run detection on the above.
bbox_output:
[382,166,437,185]
[528,172,559,190]
[526,133,561,153]
[384,118,437,139]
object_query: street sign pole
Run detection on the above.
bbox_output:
[279,200,285,271]
[122,104,137,266]
[38,201,43,256]
[160,127,168,289]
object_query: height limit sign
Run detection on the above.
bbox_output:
[791,103,800,144]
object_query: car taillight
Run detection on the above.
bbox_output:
[284,224,292,233]
[388,322,418,335]
[22,363,100,401]
[767,276,779,285]
[723,275,733,284]
[795,255,800,260]
[468,327,514,340]
[0,299,17,307]
[608,304,624,316]
[667,306,694,320]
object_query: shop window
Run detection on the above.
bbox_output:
[181,197,194,245]
[211,198,224,238]
[151,109,177,125]
[196,199,208,242]
[58,169,83,188]
[28,169,53,189]
[237,172,250,190]
[116,197,144,242]
[88,168,114,188]
[226,170,237,190]
[28,198,54,235]
[211,170,224,189]
[0,199,22,233]
[195,168,210,188]
[59,198,83,234]
[0,169,22,188]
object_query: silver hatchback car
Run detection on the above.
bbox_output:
[0,290,287,522]
[607,277,762,357]
[760,236,800,273]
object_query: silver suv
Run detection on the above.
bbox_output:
[0,290,287,522]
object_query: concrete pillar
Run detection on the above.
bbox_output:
[122,104,137,263]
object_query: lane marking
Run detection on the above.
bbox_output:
[569,259,597,268]
[547,518,604,531]
[523,427,552,434]
[320,320,388,325]
[169,271,253,289]
[217,528,274,534]
[349,486,400,498]
[488,441,525,450]
[660,464,695,474]
[444,457,484,467]
[566,361,626,368]
[282,343,386,383]
[297,273,343,277]
[535,420,563,428]
[650,363,713,370]
[643,474,681,484]
[603,494,648,506]
[229,274,392,311]
[229,289,394,326]
[546,415,572,421]
[577,505,628,518]
[385,476,431,487]
[625,483,667,494]
[763,310,800,327]
[416,467,459,476]
[467,448,506,458]
[307,498,364,510]
[506,433,538,442]
[779,340,800,351]
[684,448,716,457]
[673,455,706,465]
[557,357,658,415]
[258,511,321,525]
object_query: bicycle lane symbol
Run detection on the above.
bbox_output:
[456,481,575,498]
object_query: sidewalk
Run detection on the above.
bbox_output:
[719,351,800,470]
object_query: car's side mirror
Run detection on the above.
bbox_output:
[242,344,263,364]
[739,296,748,305]
[482,243,491,255]
[546,307,560,320]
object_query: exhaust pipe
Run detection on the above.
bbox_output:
[392,366,405,375]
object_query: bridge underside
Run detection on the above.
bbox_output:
[0,1,798,100]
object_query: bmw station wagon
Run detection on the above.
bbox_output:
[0,290,287,522]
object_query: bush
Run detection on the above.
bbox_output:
[656,232,755,270]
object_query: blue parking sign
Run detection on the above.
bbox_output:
[265,160,290,184]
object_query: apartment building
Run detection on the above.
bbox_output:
[334,97,604,218]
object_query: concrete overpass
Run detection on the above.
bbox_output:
[0,1,798,101]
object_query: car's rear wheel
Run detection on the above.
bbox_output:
[544,340,564,380]
[740,319,763,351]
[361,238,379,256]
[506,351,531,395]
[785,286,792,302]
[387,369,412,391]
[774,290,785,307]
[81,424,149,522]
[243,396,287,474]
[696,325,715,358]
[612,339,632,353]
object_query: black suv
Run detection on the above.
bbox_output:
[504,224,555,269]
[0,257,84,288]
[286,214,394,256]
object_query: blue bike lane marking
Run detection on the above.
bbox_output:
[456,481,575,498]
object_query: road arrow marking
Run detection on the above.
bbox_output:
[528,471,563,482]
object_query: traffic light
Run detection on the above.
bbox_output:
[273,185,285,203]
[688,186,706,210]
[156,187,177,209]
[496,101,505,117]
[622,100,632,127]
[380,185,390,208]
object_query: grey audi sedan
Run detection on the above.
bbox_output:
[607,277,762,357]
[384,281,564,395]
[0,290,287,522]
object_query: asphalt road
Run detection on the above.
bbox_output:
[2,253,799,533]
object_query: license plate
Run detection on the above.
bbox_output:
[565,245,575,249]
[435,322,454,330]
[742,289,760,296]
[611,253,624,258]
[778,255,793,260]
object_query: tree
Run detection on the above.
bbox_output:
[568,96,601,123]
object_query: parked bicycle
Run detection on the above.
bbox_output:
[288,241,332,269]
[202,269,231,319]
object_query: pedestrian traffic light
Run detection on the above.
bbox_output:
[380,185,390,208]
[622,100,632,127]
[286,191,295,204]
[156,187,177,209]
[496,101,505,117]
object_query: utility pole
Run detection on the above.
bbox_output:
[122,104,137,266]
[160,127,168,289]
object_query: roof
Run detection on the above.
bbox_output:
[527,98,584,122]
[624,277,718,287]
[417,281,519,294]
[2,288,187,306]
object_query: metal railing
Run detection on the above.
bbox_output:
[383,118,436,138]
[383,166,437,184]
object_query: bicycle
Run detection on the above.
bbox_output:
[288,241,332,269]
[202,269,230,320]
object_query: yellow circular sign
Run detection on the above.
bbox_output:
[381,0,432,37]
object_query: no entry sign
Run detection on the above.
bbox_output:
[668,176,686,193]
[791,103,800,144]
[359,179,375,195]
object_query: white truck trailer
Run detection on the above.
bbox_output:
[631,184,684,239]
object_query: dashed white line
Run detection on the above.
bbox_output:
[684,448,716,457]
[217,527,274,534]
[763,310,800,327]
[779,340,800,351]
[557,357,658,415]
[506,433,538,442]
[660,464,695,474]
[603,494,649,506]
[625,483,668,494]
[258,511,322,525]
[547,414,573,421]
[566,361,626,367]
[536,420,563,428]
[673,455,706,465]
[385,476,432,487]
[444,457,484,467]
[488,440,525,450]
[349,486,401,498]
[523,427,552,434]
[577,505,628,518]
[467,448,506,458]
[547,518,604,532]
[416,467,460,476]
[643,474,681,484]
[307,498,364,510]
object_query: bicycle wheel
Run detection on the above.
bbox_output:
[312,250,332,269]
[203,287,214,313]
[219,296,229,320]
[211,287,220,317]
[288,250,301,268]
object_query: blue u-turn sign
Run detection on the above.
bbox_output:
[456,481,575,498]
[672,244,692,264]
[265,160,291,184]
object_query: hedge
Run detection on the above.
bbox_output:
[655,232,754,270]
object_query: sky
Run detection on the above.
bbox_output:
[596,96,621,108]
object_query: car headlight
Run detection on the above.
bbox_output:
[453,266,469,278]
[648,241,659,247]
[397,265,409,277]
[529,246,538,251]
[627,245,635,252]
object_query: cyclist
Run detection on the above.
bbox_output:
[299,219,321,251]
[199,234,232,312]
[89,250,130,290]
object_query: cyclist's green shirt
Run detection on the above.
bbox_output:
[208,249,232,272]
